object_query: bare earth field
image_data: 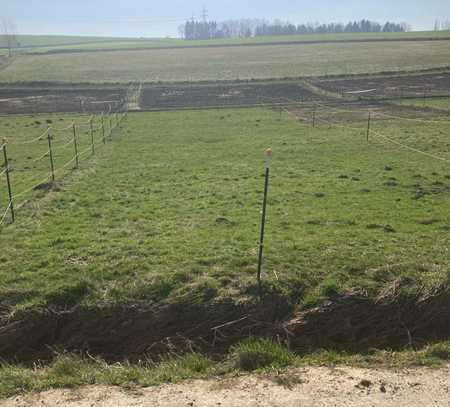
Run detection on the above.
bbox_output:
[140,81,322,110]
[3,365,449,407]
[0,88,125,114]
[314,71,450,99]
[0,71,449,114]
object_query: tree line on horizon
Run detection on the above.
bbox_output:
[180,19,409,41]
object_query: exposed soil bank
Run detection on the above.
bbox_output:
[1,287,449,363]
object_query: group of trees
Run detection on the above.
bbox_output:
[0,17,19,57]
[180,18,409,40]
[182,19,259,40]
[434,19,450,31]
[255,20,408,36]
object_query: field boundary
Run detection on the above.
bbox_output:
[21,36,450,56]
[1,67,449,89]
[0,85,142,226]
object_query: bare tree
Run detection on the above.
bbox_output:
[434,19,441,31]
[400,22,411,32]
[178,24,185,39]
[0,18,18,57]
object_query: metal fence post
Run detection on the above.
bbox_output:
[101,114,106,144]
[90,117,95,155]
[366,111,371,142]
[72,123,79,169]
[2,142,15,222]
[47,127,55,182]
[257,148,272,297]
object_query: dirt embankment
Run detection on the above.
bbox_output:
[3,365,449,407]
[1,283,449,364]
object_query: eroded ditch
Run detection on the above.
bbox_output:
[1,282,448,364]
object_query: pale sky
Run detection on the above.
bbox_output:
[2,0,450,37]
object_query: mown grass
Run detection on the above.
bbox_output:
[1,40,450,83]
[0,107,449,310]
[0,340,448,399]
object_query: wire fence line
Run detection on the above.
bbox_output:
[275,96,450,124]
[0,83,141,226]
[1,85,448,227]
[277,95,450,164]
[6,128,50,146]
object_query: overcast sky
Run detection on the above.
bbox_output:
[2,0,450,37]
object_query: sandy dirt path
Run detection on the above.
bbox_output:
[2,365,449,407]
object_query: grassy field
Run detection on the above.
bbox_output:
[1,107,449,310]
[393,96,450,110]
[1,40,450,83]
[4,31,450,54]
[0,112,118,216]
[1,105,449,398]
[1,35,127,49]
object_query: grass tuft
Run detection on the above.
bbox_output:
[231,338,294,371]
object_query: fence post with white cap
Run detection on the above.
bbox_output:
[257,148,272,297]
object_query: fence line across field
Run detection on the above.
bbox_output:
[8,110,129,217]
[6,128,50,145]
[279,99,450,165]
[0,202,12,226]
[274,95,450,124]
[0,87,132,226]
[1,88,449,227]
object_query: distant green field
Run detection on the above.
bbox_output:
[0,40,449,83]
[2,31,450,54]
[1,35,129,48]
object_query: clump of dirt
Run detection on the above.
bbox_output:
[33,181,62,192]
